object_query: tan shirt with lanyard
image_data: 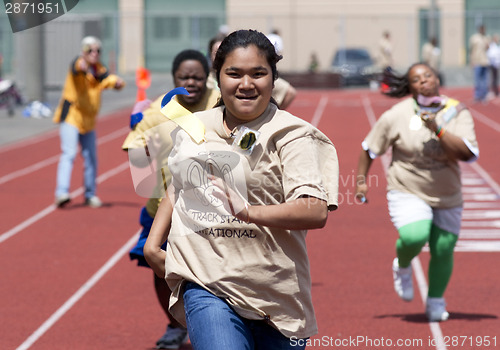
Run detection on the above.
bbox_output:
[363,96,478,208]
[165,104,339,339]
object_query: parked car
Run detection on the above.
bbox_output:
[330,48,381,87]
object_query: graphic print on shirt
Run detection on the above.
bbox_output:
[187,154,234,208]
[177,150,254,238]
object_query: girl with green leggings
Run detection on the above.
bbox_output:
[356,63,479,321]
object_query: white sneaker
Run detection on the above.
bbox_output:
[426,297,449,322]
[392,258,414,301]
[156,325,188,349]
[85,196,102,208]
[55,194,71,208]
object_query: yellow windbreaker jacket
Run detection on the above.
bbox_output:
[53,56,123,133]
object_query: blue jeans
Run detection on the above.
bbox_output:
[55,122,97,199]
[474,65,489,100]
[183,282,307,350]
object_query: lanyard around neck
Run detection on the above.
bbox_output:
[413,98,446,118]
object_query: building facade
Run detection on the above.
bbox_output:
[1,0,500,83]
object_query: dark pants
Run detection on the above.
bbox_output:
[491,65,499,96]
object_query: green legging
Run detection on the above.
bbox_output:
[396,220,458,298]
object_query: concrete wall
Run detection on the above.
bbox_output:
[119,0,144,73]
[226,0,468,72]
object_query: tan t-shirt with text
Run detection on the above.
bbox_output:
[165,104,339,339]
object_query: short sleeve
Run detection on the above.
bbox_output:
[447,107,479,159]
[280,135,339,211]
[363,110,398,157]
[272,78,291,106]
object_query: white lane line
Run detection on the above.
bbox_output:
[362,96,392,169]
[469,162,500,196]
[0,106,132,155]
[462,210,500,219]
[0,130,59,155]
[459,230,500,239]
[461,178,485,185]
[464,202,500,208]
[461,187,493,193]
[0,155,59,185]
[0,126,129,186]
[463,193,499,201]
[15,230,140,350]
[361,95,378,125]
[469,107,500,133]
[0,162,129,244]
[362,95,447,350]
[412,259,448,350]
[96,126,130,145]
[310,95,328,127]
[461,220,500,228]
[454,241,500,252]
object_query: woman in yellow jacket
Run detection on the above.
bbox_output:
[53,36,125,208]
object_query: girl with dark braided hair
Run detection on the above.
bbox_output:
[356,63,479,322]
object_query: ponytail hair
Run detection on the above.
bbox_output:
[380,62,437,98]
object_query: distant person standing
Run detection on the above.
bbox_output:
[469,25,490,103]
[487,34,500,98]
[53,36,125,208]
[266,29,284,56]
[378,31,393,69]
[206,34,226,91]
[272,72,297,110]
[266,29,297,109]
[309,52,319,73]
[422,37,443,84]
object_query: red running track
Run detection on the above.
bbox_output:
[0,88,499,350]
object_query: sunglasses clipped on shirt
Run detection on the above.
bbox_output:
[85,48,101,54]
